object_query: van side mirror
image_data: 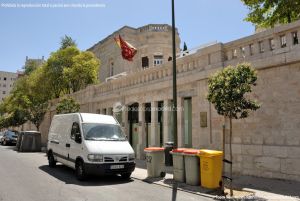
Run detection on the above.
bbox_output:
[75,132,82,144]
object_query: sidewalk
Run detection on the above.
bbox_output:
[131,159,300,201]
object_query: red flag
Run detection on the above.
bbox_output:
[114,35,137,61]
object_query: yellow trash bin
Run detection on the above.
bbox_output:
[198,149,223,189]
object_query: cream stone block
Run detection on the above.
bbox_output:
[281,159,300,175]
[242,145,263,156]
[263,145,288,158]
[254,157,281,172]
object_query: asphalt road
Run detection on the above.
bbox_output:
[0,145,213,201]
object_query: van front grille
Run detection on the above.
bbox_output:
[119,157,128,162]
[104,157,114,162]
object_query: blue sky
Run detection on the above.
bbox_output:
[0,0,254,72]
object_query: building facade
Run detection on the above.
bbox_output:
[0,71,18,102]
[27,21,300,182]
[88,24,180,82]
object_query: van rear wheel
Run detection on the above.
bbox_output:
[75,160,86,181]
[48,152,56,168]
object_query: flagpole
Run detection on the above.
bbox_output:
[171,0,178,148]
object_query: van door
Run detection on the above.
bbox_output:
[50,116,71,166]
[67,121,83,168]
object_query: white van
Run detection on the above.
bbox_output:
[47,113,135,180]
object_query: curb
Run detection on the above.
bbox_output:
[131,175,217,199]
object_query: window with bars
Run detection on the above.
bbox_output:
[153,55,163,66]
[269,38,275,50]
[249,44,254,55]
[259,41,264,53]
[292,32,298,45]
[280,35,287,48]
[232,49,237,58]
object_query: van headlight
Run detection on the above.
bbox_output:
[129,154,135,161]
[87,154,103,162]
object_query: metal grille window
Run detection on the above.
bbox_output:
[232,49,237,58]
[259,41,264,53]
[269,38,275,50]
[240,47,245,58]
[292,32,298,45]
[280,35,287,48]
[249,44,254,55]
[153,55,163,66]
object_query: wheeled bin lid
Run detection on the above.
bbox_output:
[144,147,165,152]
[183,149,200,155]
[170,148,186,153]
[197,149,223,157]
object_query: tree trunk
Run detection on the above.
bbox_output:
[221,122,226,194]
[229,117,233,196]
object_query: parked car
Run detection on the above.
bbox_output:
[1,130,19,146]
[0,132,4,144]
[47,113,135,181]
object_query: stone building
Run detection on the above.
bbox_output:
[88,24,180,82]
[0,71,18,102]
[32,21,300,182]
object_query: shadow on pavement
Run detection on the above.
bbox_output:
[39,164,134,186]
[231,175,300,198]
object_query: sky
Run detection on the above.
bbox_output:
[0,0,254,72]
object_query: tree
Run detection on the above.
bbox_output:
[207,63,260,195]
[60,35,77,49]
[1,67,50,131]
[56,97,80,114]
[44,46,80,97]
[183,42,189,56]
[242,0,300,28]
[23,60,40,75]
[183,42,188,52]
[64,51,100,92]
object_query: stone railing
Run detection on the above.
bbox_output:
[138,24,171,33]
[223,20,300,63]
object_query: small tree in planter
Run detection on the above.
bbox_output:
[207,63,260,195]
[56,97,80,114]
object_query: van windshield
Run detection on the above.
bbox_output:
[82,123,126,141]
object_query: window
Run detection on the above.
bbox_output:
[259,41,264,53]
[168,57,172,61]
[269,38,275,50]
[292,32,298,45]
[71,122,80,140]
[2,91,6,94]
[4,77,6,81]
[109,62,114,77]
[249,44,254,55]
[142,56,149,68]
[153,55,163,66]
[232,49,237,58]
[280,35,287,48]
[240,47,245,58]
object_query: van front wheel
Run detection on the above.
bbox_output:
[75,161,86,181]
[121,173,131,180]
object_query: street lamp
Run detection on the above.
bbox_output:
[171,0,178,148]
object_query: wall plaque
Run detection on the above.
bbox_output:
[200,112,207,127]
